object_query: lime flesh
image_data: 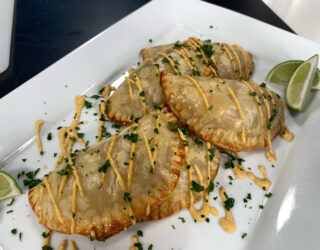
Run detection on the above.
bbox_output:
[0,171,22,201]
[286,55,319,111]
[266,60,320,90]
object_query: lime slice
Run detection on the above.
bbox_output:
[266,60,320,90]
[0,171,22,201]
[286,54,319,111]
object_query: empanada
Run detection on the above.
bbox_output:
[29,110,184,240]
[160,72,285,161]
[140,130,220,221]
[107,37,254,125]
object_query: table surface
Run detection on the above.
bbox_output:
[0,0,294,98]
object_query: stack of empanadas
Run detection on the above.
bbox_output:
[29,37,286,240]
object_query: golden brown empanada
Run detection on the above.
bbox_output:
[107,37,254,125]
[160,72,285,160]
[140,131,220,221]
[29,110,184,240]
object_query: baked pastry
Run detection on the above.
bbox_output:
[107,37,254,125]
[160,72,285,160]
[141,129,220,221]
[29,110,184,240]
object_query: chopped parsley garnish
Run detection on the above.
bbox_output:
[7,198,15,206]
[89,235,95,241]
[183,140,189,147]
[112,123,121,129]
[7,210,13,214]
[208,105,213,111]
[241,233,247,239]
[123,162,129,166]
[22,158,27,162]
[19,232,22,241]
[249,91,257,96]
[259,205,264,209]
[172,225,176,230]
[205,218,210,223]
[168,122,178,132]
[53,153,58,157]
[191,180,204,193]
[149,39,152,43]
[47,133,52,140]
[194,137,203,146]
[224,161,234,169]
[260,82,266,88]
[208,148,215,161]
[42,231,50,238]
[152,103,162,110]
[17,171,25,179]
[162,57,169,63]
[90,94,100,99]
[224,192,235,211]
[137,230,143,237]
[178,217,186,223]
[84,100,92,109]
[265,193,272,198]
[139,91,145,97]
[134,243,143,250]
[77,133,84,139]
[123,192,132,203]
[148,244,154,250]
[57,169,69,176]
[149,167,154,174]
[23,168,41,188]
[237,158,245,165]
[11,228,17,235]
[42,246,53,250]
[98,159,111,173]
[200,44,214,57]
[208,181,214,194]
[124,133,138,143]
[72,212,76,218]
[154,128,159,134]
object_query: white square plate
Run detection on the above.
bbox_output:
[1,0,319,249]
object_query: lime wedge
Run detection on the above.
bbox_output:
[286,54,319,111]
[266,60,320,90]
[0,171,22,201]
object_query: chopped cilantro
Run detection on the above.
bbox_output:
[139,91,145,97]
[208,181,214,193]
[172,225,175,230]
[124,133,138,143]
[23,168,41,188]
[56,169,69,176]
[42,231,50,238]
[208,148,215,161]
[53,153,58,157]
[265,193,272,198]
[224,192,235,211]
[112,123,121,129]
[7,198,15,206]
[200,44,214,57]
[208,105,213,111]
[123,192,132,203]
[90,94,100,99]
[260,82,266,88]
[134,243,143,250]
[154,128,159,134]
[84,100,92,109]
[241,233,247,239]
[194,137,203,146]
[7,210,13,214]
[98,160,111,173]
[259,205,264,209]
[191,180,204,192]
[11,229,17,235]
[137,230,143,237]
[77,132,84,139]
[47,133,52,140]
[19,232,22,241]
[224,161,234,169]
[149,39,152,43]
[22,158,27,162]
[249,91,257,96]
[178,217,186,223]
[162,57,169,63]
[152,103,162,110]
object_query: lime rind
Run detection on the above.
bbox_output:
[286,54,319,111]
[266,60,320,90]
[0,171,22,201]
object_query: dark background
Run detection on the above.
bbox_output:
[0,0,294,98]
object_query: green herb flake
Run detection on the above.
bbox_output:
[7,198,15,206]
[208,105,213,111]
[139,91,145,97]
[259,205,264,209]
[124,133,138,143]
[84,100,92,109]
[241,233,247,239]
[162,57,169,63]
[249,91,257,96]
[224,192,235,211]
[22,158,27,162]
[191,180,204,193]
[19,232,22,241]
[200,44,214,57]
[137,230,143,237]
[265,193,272,198]
[11,228,17,235]
[47,133,52,140]
[208,148,215,161]
[148,244,153,250]
[194,137,203,146]
[178,217,186,223]
[134,243,143,250]
[123,192,132,203]
[149,39,153,43]
[172,225,176,230]
[112,123,121,129]
[154,128,159,134]
[42,231,50,238]
[98,159,111,173]
[7,210,13,213]
[208,181,214,194]
[260,82,266,88]
[23,168,41,188]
